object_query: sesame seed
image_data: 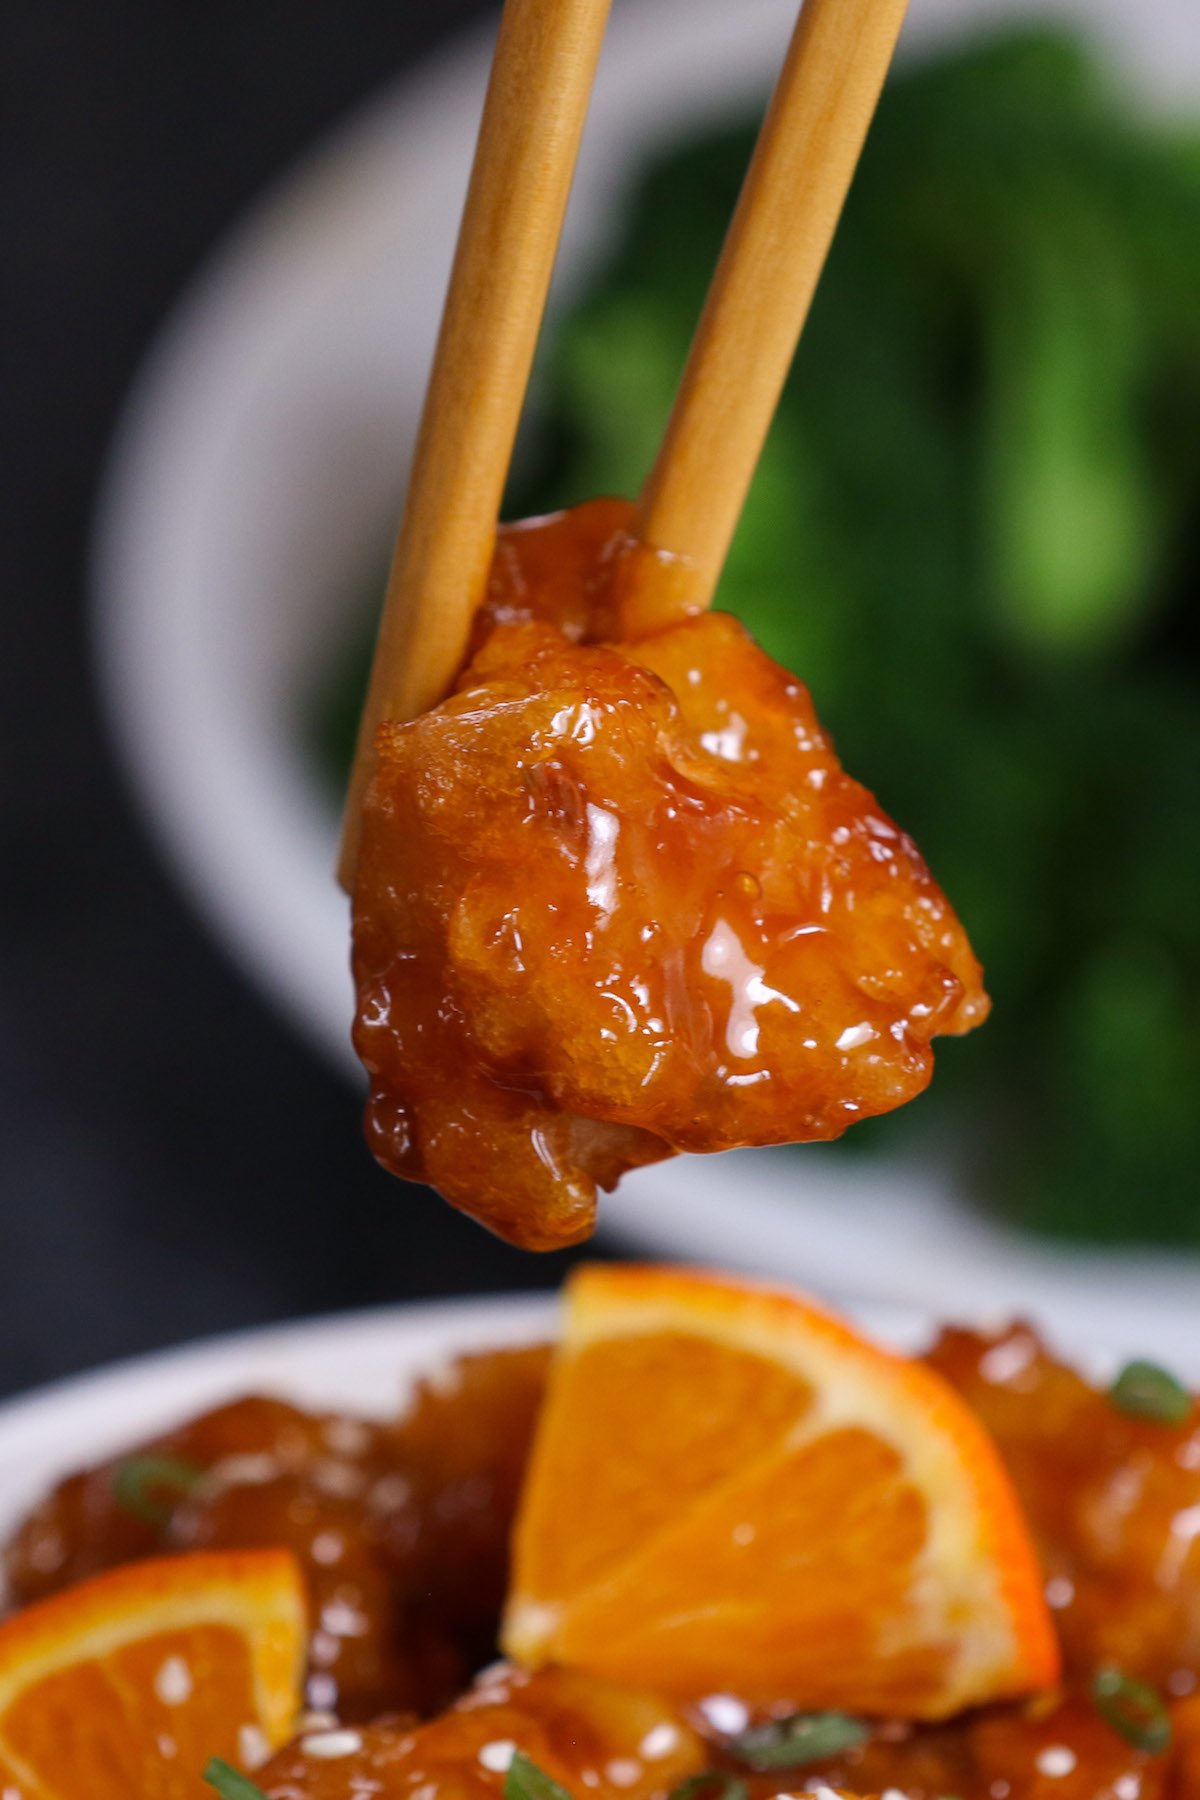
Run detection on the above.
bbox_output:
[239,1725,271,1771]
[1035,1747,1077,1778]
[321,1598,370,1638]
[1044,1576,1074,1610]
[606,1760,642,1788]
[323,1417,371,1457]
[306,1673,338,1713]
[639,1725,680,1760]
[980,1338,1035,1386]
[153,1656,193,1706]
[478,1740,517,1773]
[300,1729,364,1760]
[698,1695,749,1735]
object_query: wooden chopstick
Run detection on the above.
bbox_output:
[339,0,611,888]
[626,0,909,635]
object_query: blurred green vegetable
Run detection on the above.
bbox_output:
[317,25,1200,1243]
[511,24,1200,1243]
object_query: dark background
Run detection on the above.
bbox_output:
[0,2,586,1401]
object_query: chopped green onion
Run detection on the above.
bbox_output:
[1092,1667,1172,1754]
[1109,1361,1191,1426]
[505,1751,577,1800]
[668,1775,749,1800]
[203,1758,270,1800]
[727,1711,869,1769]
[112,1454,204,1528]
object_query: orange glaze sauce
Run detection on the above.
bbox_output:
[929,1324,1200,1689]
[258,1663,706,1800]
[6,1327,1200,1798]
[351,499,989,1248]
[4,1348,550,1724]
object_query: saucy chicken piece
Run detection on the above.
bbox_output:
[764,1689,1171,1800]
[352,498,989,1248]
[3,1345,549,1722]
[258,1662,706,1800]
[928,1323,1200,1687]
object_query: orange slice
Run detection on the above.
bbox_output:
[503,1265,1058,1719]
[0,1549,306,1797]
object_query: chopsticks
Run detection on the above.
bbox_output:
[627,0,910,633]
[339,0,612,887]
[341,0,907,886]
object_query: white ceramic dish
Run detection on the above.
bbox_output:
[90,0,1200,1348]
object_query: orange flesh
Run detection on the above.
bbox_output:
[0,1550,304,1800]
[504,1269,1056,1719]
[351,499,989,1247]
[2,1624,254,1795]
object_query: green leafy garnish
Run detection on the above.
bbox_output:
[1092,1667,1173,1753]
[112,1454,204,1528]
[727,1711,869,1769]
[203,1758,270,1800]
[669,1775,749,1800]
[1109,1361,1192,1425]
[505,1751,577,1800]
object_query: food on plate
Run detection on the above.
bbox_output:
[255,1663,705,1800]
[928,1321,1200,1683]
[5,1268,1199,1799]
[351,501,988,1249]
[5,1346,548,1721]
[760,1687,1172,1800]
[0,1549,304,1798]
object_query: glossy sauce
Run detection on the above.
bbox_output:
[11,1325,1199,1800]
[3,1346,549,1722]
[258,1663,705,1800]
[352,500,988,1248]
[929,1323,1200,1687]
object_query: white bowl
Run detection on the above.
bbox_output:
[90,0,1200,1350]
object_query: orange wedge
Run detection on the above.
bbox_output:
[0,1549,306,1797]
[503,1265,1058,1719]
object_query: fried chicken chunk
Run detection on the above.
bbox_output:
[352,499,988,1248]
[258,1663,705,1800]
[759,1689,1171,1800]
[928,1322,1200,1686]
[3,1345,549,1721]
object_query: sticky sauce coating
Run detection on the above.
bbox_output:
[3,1347,549,1723]
[258,1663,705,1800]
[352,500,989,1248]
[7,1325,1200,1800]
[928,1322,1200,1688]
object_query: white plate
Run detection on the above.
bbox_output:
[90,0,1200,1349]
[0,1296,552,1546]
